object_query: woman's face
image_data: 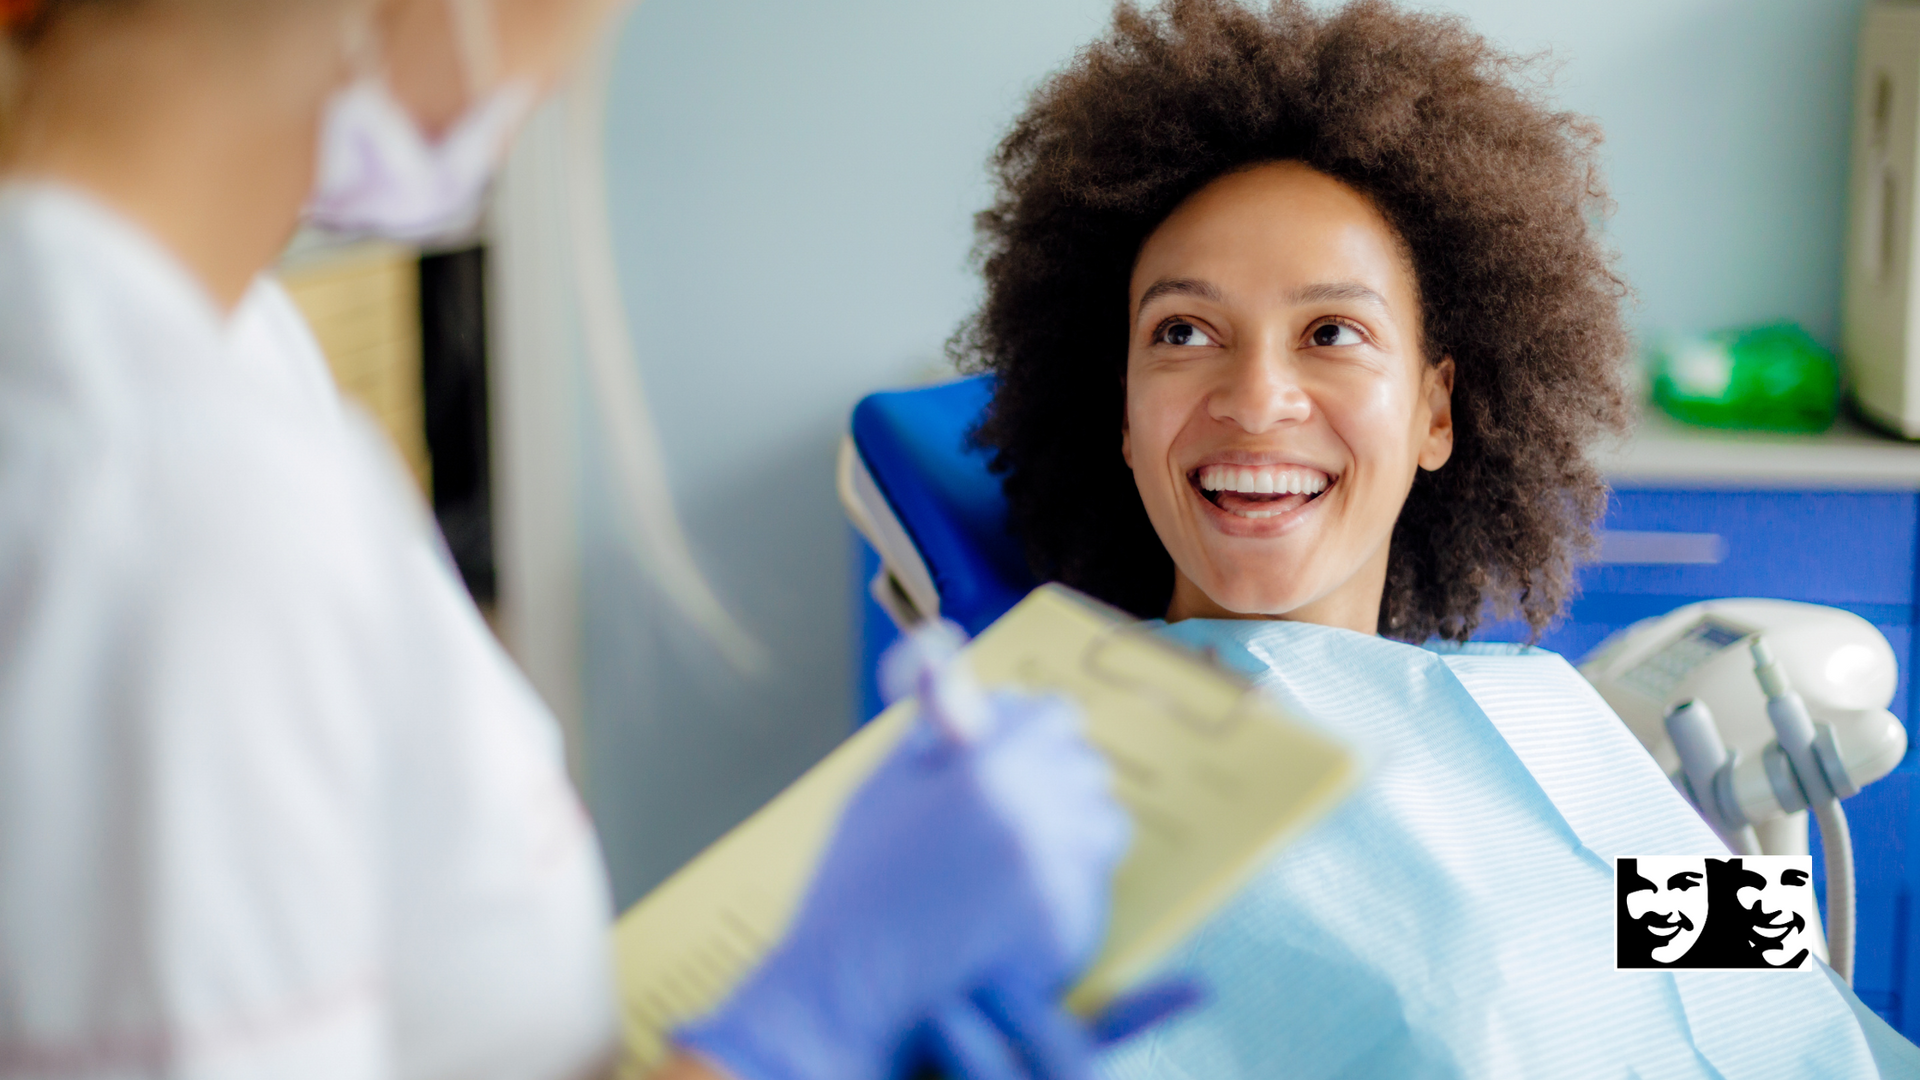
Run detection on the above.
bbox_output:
[1123,161,1454,629]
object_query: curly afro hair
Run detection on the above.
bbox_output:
[956,0,1633,642]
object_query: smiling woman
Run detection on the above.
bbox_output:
[963,0,1632,641]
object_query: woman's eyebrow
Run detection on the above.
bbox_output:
[1135,278,1392,321]
[1290,281,1390,307]
[1137,277,1225,310]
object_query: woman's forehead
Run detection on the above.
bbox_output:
[1130,162,1417,313]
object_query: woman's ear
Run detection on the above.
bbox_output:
[1418,356,1455,472]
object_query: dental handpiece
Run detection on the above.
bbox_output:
[1750,637,1855,984]
[1751,639,1839,806]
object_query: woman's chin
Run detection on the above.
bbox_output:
[1175,573,1321,621]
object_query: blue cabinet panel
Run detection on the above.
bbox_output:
[1588,490,1916,606]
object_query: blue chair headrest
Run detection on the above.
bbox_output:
[849,375,1037,635]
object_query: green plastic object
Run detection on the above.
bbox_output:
[1647,323,1839,433]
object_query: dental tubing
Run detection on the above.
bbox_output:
[1813,799,1855,983]
[1751,638,1855,984]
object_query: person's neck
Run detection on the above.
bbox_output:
[3,6,342,311]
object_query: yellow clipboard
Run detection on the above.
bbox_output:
[611,585,1359,1074]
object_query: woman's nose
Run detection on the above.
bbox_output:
[1207,348,1311,434]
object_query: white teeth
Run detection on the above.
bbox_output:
[1197,464,1332,497]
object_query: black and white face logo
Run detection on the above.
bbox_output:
[1616,856,1816,970]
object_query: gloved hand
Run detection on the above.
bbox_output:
[674,621,1179,1080]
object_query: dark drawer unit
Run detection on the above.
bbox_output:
[1481,486,1920,1034]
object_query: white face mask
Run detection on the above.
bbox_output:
[305,0,534,241]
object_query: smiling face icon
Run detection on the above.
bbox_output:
[1622,856,1709,964]
[1737,864,1814,968]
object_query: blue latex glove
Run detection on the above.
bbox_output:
[675,623,1139,1080]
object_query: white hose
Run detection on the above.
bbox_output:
[1813,799,1855,984]
[561,16,767,674]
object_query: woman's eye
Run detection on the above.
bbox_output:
[1308,321,1364,347]
[1157,320,1216,347]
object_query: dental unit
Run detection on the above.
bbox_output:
[1582,600,1910,984]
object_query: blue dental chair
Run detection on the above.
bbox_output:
[839,376,1035,716]
[840,373,1920,1036]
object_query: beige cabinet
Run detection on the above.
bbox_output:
[279,240,431,492]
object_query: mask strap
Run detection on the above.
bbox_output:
[444,0,501,102]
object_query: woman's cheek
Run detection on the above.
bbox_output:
[1326,370,1421,466]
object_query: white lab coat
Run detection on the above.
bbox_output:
[0,185,617,1080]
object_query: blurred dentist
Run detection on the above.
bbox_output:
[0,2,1158,1079]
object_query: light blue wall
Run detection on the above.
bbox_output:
[582,0,1871,906]
[1448,0,1869,346]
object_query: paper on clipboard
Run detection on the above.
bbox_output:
[610,585,1359,1073]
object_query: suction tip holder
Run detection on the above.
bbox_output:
[1664,699,1759,853]
[1662,636,1866,851]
